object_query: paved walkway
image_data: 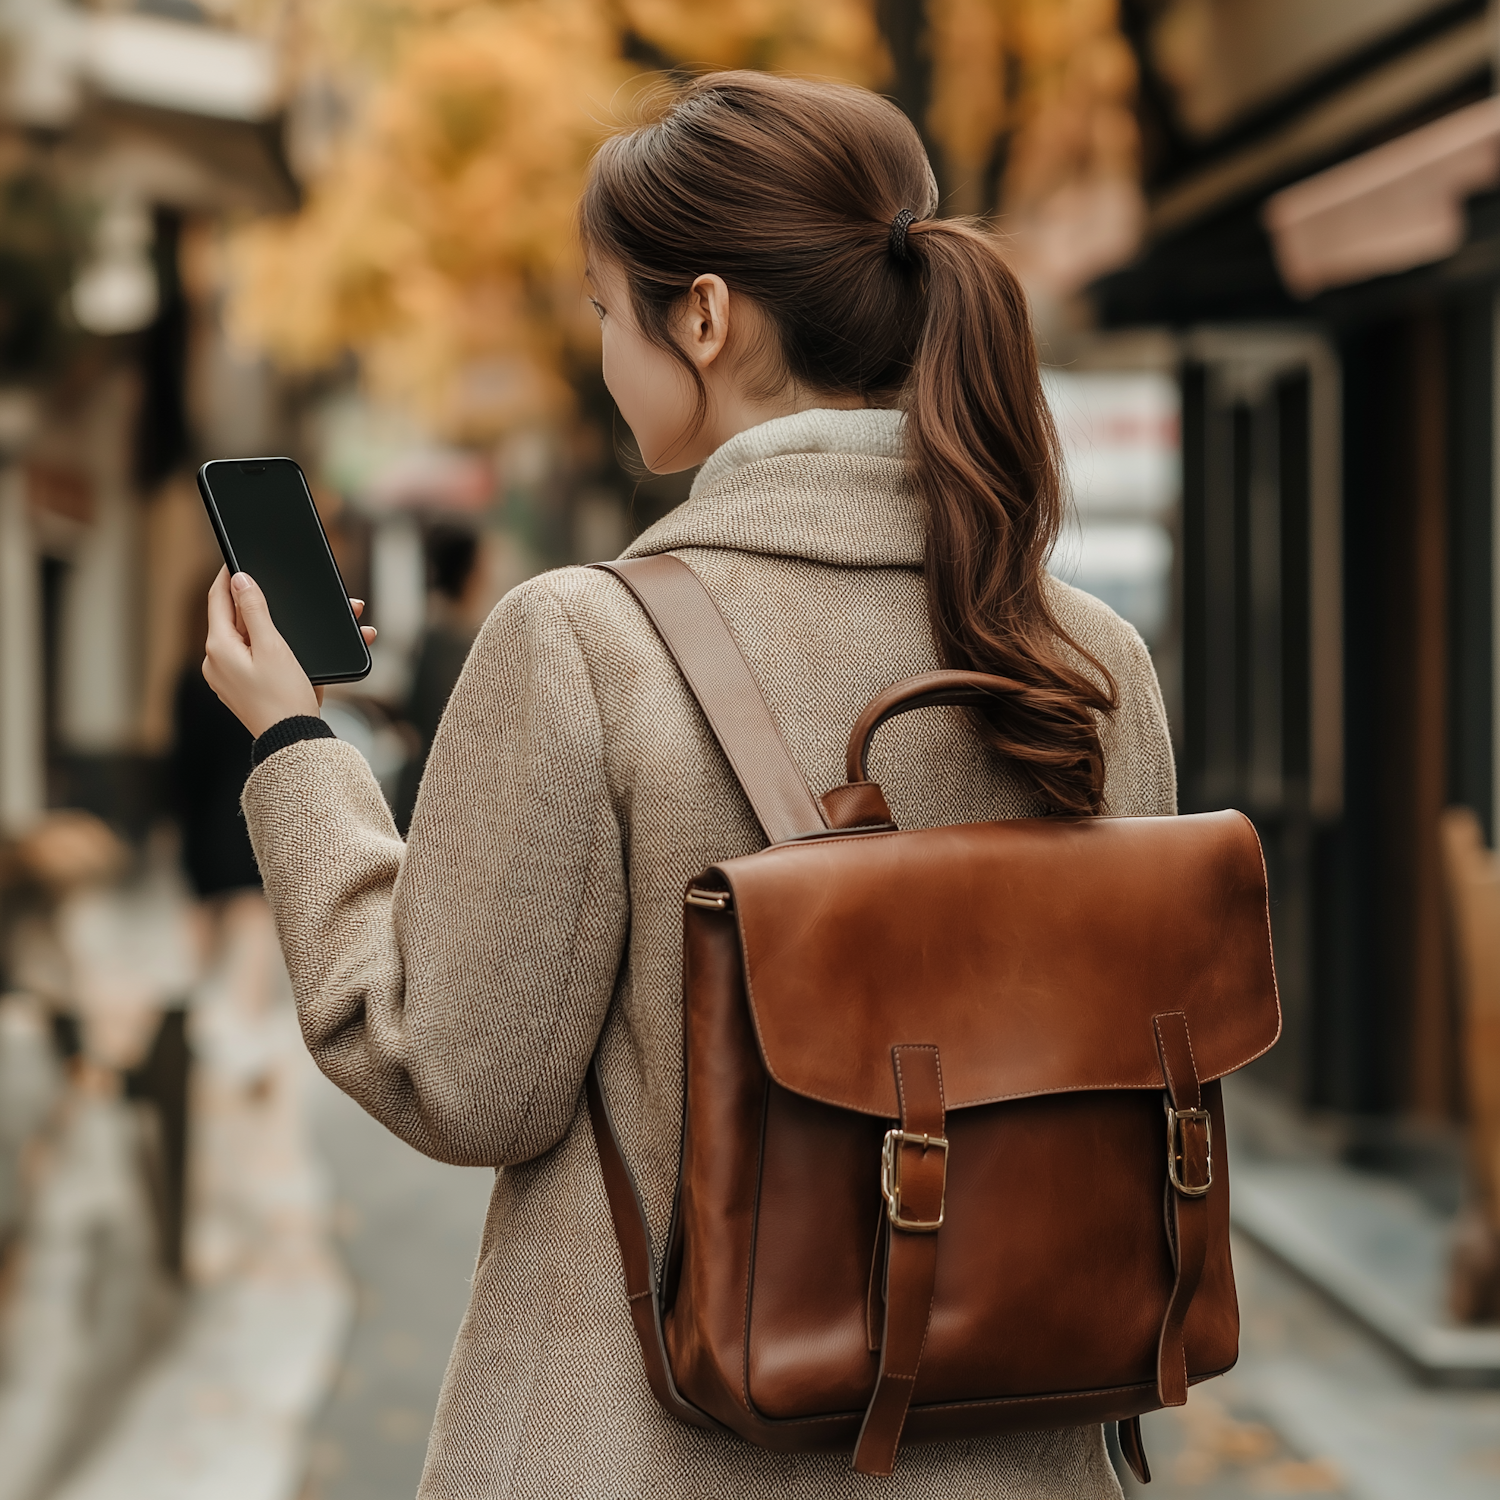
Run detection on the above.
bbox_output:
[296,1078,492,1500]
[0,851,491,1500]
[8,853,1498,1500]
[40,892,351,1500]
[1123,1231,1500,1499]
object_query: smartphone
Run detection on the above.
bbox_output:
[196,457,372,684]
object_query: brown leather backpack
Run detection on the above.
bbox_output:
[587,554,1281,1482]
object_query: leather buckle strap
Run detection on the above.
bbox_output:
[1152,1011,1209,1408]
[1165,1102,1213,1197]
[853,1044,945,1477]
[880,1129,949,1231]
[1118,1415,1152,1485]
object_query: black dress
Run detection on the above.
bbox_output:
[172,666,261,897]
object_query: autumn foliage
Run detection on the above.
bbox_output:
[232,0,1136,440]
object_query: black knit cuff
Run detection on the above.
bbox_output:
[251,715,336,768]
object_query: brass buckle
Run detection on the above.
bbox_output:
[1164,1102,1213,1197]
[880,1128,949,1232]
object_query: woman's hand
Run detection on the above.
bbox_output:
[203,566,377,739]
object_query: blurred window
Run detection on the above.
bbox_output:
[1044,369,1181,659]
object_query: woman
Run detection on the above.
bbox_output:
[205,72,1173,1500]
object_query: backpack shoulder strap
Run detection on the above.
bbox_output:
[595,554,827,845]
[585,554,823,1430]
[584,1059,720,1433]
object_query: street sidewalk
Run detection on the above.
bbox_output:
[296,1081,492,1500]
[7,852,1498,1500]
[1124,1216,1500,1498]
[0,857,350,1500]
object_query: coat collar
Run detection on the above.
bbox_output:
[621,408,925,568]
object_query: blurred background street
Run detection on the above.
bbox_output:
[2,1,1500,1497]
[297,1081,490,1500]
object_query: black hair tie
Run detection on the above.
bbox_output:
[888,208,918,264]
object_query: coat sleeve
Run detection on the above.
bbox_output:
[241,576,627,1167]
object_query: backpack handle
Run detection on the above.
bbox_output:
[845,670,1028,783]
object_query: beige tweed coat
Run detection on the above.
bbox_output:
[243,408,1176,1499]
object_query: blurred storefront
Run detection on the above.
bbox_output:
[1035,16,1500,1486]
[0,0,295,840]
[1068,9,1500,1419]
[1100,0,1500,1129]
[0,10,327,1498]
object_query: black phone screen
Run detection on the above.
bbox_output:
[197,458,371,684]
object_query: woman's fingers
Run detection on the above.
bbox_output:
[202,571,371,737]
[207,566,242,645]
[229,572,277,646]
[206,566,250,658]
[201,568,321,737]
[204,566,251,699]
[346,598,377,642]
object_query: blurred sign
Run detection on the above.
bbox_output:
[1,5,278,127]
[1150,0,1451,141]
[364,450,494,515]
[318,395,494,516]
[1265,94,1500,298]
[1044,370,1180,651]
[1044,371,1180,517]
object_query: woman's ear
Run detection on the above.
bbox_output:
[679,274,731,372]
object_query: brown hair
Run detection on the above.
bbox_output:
[580,72,1117,814]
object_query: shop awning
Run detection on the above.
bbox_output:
[1264,94,1500,298]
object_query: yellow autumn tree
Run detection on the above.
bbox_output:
[230,0,887,439]
[924,0,1140,294]
[995,0,1141,295]
[230,0,1137,440]
[232,1,635,438]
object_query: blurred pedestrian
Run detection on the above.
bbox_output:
[392,523,480,833]
[202,73,1172,1500]
[165,579,266,1272]
[174,562,268,902]
[173,642,260,903]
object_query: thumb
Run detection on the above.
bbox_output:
[230,572,278,648]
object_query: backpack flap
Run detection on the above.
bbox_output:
[716,807,1280,1117]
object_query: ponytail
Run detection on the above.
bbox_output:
[905,221,1117,814]
[583,72,1118,815]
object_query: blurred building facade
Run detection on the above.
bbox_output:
[0,10,312,1494]
[0,4,1497,1493]
[0,0,295,841]
[3,0,1494,1139]
[1101,0,1500,1129]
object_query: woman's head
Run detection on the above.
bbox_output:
[581,72,1117,815]
[582,74,936,467]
